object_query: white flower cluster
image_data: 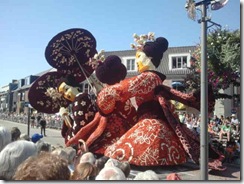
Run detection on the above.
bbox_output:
[45,87,62,100]
[88,50,105,69]
[130,32,155,51]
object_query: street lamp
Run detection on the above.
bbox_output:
[185,0,228,180]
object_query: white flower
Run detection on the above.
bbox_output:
[133,33,139,39]
[80,101,86,106]
[78,111,83,116]
[45,87,62,100]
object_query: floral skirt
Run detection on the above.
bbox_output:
[104,117,187,166]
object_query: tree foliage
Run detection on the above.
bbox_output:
[184,28,240,99]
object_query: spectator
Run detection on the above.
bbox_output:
[39,117,47,136]
[51,148,68,161]
[0,126,11,152]
[104,158,131,178]
[134,170,159,180]
[30,114,35,128]
[10,127,21,141]
[95,166,126,180]
[208,120,215,137]
[225,141,236,163]
[0,140,37,180]
[234,139,240,157]
[19,133,30,141]
[13,151,70,180]
[219,115,225,125]
[36,113,42,128]
[230,124,238,139]
[185,113,193,129]
[71,162,98,180]
[95,156,109,173]
[36,113,42,123]
[31,133,43,143]
[231,114,240,133]
[219,120,231,142]
[63,146,77,174]
[178,112,185,123]
[36,140,51,153]
[193,115,200,134]
[212,115,221,125]
[166,173,182,180]
[212,122,220,136]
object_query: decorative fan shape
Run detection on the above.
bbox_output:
[45,28,97,70]
[28,71,71,114]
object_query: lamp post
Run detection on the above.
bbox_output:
[185,0,227,180]
[197,1,208,180]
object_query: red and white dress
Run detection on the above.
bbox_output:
[96,71,194,166]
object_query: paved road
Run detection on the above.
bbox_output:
[0,119,65,147]
[0,119,240,181]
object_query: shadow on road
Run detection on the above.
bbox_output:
[209,164,240,179]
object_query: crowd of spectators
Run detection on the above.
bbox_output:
[0,112,63,130]
[0,125,182,180]
[178,112,240,164]
[0,111,240,180]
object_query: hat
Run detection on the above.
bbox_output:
[231,114,236,117]
[95,55,127,85]
[28,71,71,114]
[31,133,43,143]
[130,33,168,68]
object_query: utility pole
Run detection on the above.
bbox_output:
[185,0,228,180]
[199,1,208,180]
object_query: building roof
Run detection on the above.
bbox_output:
[105,46,196,79]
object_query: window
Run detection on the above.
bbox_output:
[25,77,30,85]
[169,54,190,70]
[126,59,135,71]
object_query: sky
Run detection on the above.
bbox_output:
[0,0,241,87]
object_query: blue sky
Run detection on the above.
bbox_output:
[0,0,240,87]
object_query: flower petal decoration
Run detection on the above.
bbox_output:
[45,28,97,70]
[58,63,94,83]
[28,71,71,114]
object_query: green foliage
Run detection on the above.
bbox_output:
[184,28,240,99]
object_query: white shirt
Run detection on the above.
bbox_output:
[231,118,239,125]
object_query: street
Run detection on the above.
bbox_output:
[0,119,65,147]
[0,119,240,181]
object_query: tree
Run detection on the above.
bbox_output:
[184,28,240,100]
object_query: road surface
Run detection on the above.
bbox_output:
[0,119,240,181]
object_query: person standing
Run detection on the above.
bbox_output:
[30,114,35,128]
[40,117,47,136]
[36,113,42,128]
[231,114,240,133]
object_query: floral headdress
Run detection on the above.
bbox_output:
[88,50,105,69]
[130,32,155,51]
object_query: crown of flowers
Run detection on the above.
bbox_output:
[130,32,155,51]
[88,50,105,69]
